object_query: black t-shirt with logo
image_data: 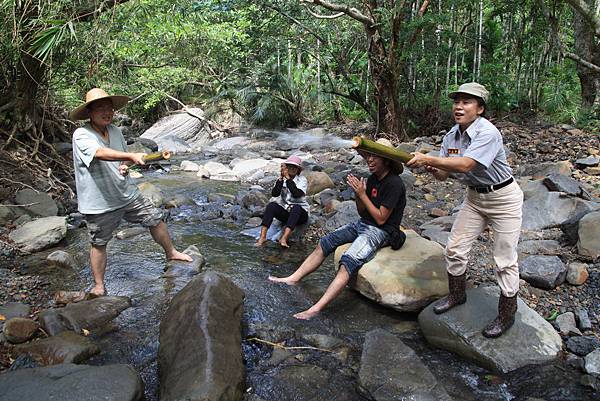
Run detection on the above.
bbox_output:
[361,173,406,235]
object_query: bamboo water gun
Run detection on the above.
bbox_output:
[351,136,413,164]
[142,150,171,163]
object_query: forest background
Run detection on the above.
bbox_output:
[0,0,598,190]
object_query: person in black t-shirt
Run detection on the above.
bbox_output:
[269,138,406,320]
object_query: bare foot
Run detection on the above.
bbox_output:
[255,238,267,247]
[88,285,106,298]
[279,240,290,248]
[167,250,193,262]
[268,275,298,285]
[293,308,320,320]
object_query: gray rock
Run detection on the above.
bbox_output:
[418,286,562,373]
[575,308,593,331]
[519,255,567,289]
[8,216,67,253]
[577,211,600,258]
[141,108,214,152]
[0,363,144,401]
[38,296,131,336]
[575,155,600,169]
[517,240,562,255]
[522,191,595,231]
[566,336,600,356]
[46,250,77,269]
[419,215,456,232]
[323,201,360,232]
[555,312,582,336]
[158,272,245,401]
[584,349,600,376]
[0,205,15,224]
[544,173,592,199]
[421,228,450,246]
[163,245,205,278]
[3,318,38,344]
[14,331,100,365]
[359,329,452,401]
[516,161,572,179]
[560,209,595,245]
[15,188,58,217]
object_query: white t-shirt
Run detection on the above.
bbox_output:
[273,175,310,213]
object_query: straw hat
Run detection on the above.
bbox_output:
[361,138,404,175]
[284,155,303,170]
[69,88,130,121]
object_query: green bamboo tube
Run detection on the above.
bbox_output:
[143,151,171,163]
[351,136,413,164]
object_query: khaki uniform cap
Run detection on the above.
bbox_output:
[448,82,489,103]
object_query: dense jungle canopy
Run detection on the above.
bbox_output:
[0,0,598,174]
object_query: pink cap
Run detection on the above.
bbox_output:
[284,155,302,169]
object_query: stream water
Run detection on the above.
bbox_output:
[21,163,596,401]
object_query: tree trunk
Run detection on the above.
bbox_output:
[573,1,600,109]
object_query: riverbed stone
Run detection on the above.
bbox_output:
[46,250,77,269]
[519,255,567,289]
[0,204,15,224]
[517,239,562,255]
[556,312,582,336]
[522,191,595,231]
[137,182,164,207]
[13,331,100,365]
[418,286,562,373]
[566,262,589,285]
[0,363,144,401]
[141,107,213,152]
[8,216,67,253]
[516,160,572,179]
[584,349,600,376]
[3,317,38,344]
[163,245,205,278]
[359,329,452,401]
[323,200,361,232]
[575,308,593,331]
[577,211,600,258]
[543,173,591,199]
[38,296,132,336]
[305,171,335,195]
[566,336,600,356]
[336,230,448,312]
[180,160,200,171]
[158,272,245,401]
[15,188,58,217]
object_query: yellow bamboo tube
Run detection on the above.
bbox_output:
[143,151,171,163]
[351,136,413,164]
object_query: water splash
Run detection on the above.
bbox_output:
[276,132,354,150]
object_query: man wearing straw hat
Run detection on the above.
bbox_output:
[70,88,191,297]
[269,138,406,320]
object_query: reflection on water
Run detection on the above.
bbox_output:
[34,169,595,401]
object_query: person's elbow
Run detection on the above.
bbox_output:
[456,158,477,173]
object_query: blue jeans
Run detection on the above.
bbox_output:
[319,220,389,276]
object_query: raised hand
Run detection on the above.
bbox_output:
[346,174,366,197]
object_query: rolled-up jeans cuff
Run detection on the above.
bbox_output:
[319,236,336,256]
[340,254,361,276]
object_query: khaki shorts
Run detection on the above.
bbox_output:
[85,195,164,246]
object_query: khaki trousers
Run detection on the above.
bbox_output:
[445,181,523,297]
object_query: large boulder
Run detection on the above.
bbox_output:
[359,329,452,401]
[0,363,144,401]
[336,230,448,312]
[577,211,600,258]
[522,191,596,230]
[140,108,215,152]
[158,272,245,401]
[15,188,58,217]
[304,171,335,195]
[323,200,361,232]
[8,216,67,253]
[38,296,132,336]
[418,286,562,373]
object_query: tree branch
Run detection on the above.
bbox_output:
[564,0,600,37]
[302,4,344,19]
[300,0,374,26]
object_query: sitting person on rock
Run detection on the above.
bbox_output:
[407,82,524,338]
[269,139,406,320]
[70,88,192,297]
[256,155,309,248]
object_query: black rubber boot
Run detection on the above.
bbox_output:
[482,293,518,338]
[433,273,467,314]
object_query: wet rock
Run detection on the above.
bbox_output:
[46,250,77,269]
[577,211,600,258]
[163,245,205,278]
[359,329,452,401]
[517,240,562,255]
[323,201,360,232]
[519,255,567,289]
[301,334,344,350]
[305,171,335,195]
[522,192,595,231]
[584,349,600,375]
[8,216,67,253]
[13,331,100,365]
[239,190,269,216]
[566,262,589,285]
[418,286,562,373]
[180,160,200,171]
[0,363,144,401]
[38,296,132,336]
[159,272,244,401]
[556,312,582,336]
[15,188,58,217]
[141,107,213,152]
[196,165,210,178]
[3,317,38,344]
[516,160,572,179]
[566,336,600,356]
[340,230,448,312]
[137,182,164,207]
